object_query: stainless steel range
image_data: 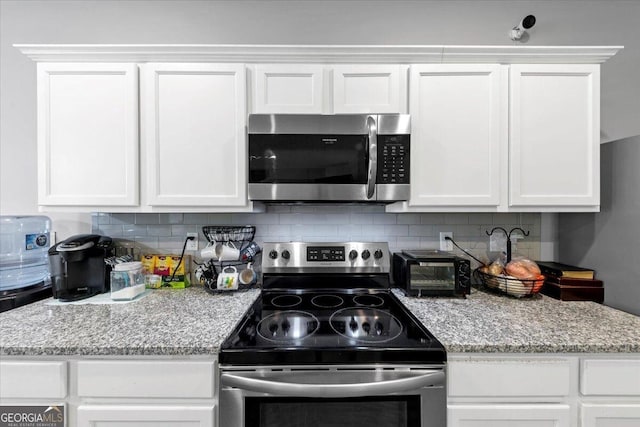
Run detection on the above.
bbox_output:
[219,242,446,427]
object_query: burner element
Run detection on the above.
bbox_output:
[353,294,385,307]
[258,311,319,342]
[311,294,344,308]
[271,295,302,308]
[330,308,402,343]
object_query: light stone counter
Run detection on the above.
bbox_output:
[394,288,640,353]
[1,286,639,356]
[0,287,260,356]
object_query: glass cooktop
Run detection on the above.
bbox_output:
[219,289,446,366]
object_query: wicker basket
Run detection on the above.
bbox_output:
[475,268,544,298]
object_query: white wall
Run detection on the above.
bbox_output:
[1,0,639,235]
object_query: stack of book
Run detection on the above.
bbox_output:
[536,261,604,303]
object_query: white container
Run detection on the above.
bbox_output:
[0,216,51,291]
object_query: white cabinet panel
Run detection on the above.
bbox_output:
[76,405,215,427]
[37,63,138,206]
[510,64,600,207]
[253,64,324,113]
[409,64,506,207]
[333,65,404,113]
[77,360,215,398]
[581,404,640,427]
[448,358,571,397]
[449,404,571,427]
[142,63,247,206]
[581,359,640,396]
[0,361,67,399]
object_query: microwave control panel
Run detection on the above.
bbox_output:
[378,135,410,184]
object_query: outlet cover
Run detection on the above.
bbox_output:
[186,232,198,251]
[439,232,453,251]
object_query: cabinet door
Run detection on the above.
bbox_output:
[449,404,571,427]
[77,405,215,427]
[142,63,247,206]
[581,404,640,427]
[333,65,405,113]
[409,64,507,207]
[37,63,139,206]
[253,64,324,113]
[510,64,600,208]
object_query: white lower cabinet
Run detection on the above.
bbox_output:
[580,404,640,427]
[76,404,215,427]
[449,404,571,427]
[74,359,217,426]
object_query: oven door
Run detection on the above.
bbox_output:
[219,366,446,427]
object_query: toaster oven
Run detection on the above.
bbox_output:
[393,250,471,297]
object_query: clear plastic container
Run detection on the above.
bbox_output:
[110,262,145,300]
[0,216,51,291]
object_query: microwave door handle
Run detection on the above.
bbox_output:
[366,115,378,199]
[220,371,444,398]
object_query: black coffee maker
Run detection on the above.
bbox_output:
[48,234,113,302]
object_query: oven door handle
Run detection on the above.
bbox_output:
[366,115,378,200]
[220,371,444,398]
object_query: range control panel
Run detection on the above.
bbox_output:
[378,135,409,184]
[307,246,345,262]
[262,242,390,273]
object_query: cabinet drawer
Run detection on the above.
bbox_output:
[0,361,67,399]
[581,359,640,396]
[449,404,571,426]
[77,404,215,426]
[448,358,571,397]
[77,360,215,398]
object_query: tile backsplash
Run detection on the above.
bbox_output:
[92,206,541,269]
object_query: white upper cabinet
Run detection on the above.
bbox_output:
[37,63,139,206]
[253,64,324,113]
[142,63,247,206]
[509,64,600,208]
[409,64,507,208]
[251,64,406,114]
[333,65,405,113]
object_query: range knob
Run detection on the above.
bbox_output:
[362,322,371,335]
[374,322,384,336]
[269,250,278,259]
[281,250,290,260]
[361,249,371,260]
[349,250,358,260]
[349,316,358,332]
[374,249,384,260]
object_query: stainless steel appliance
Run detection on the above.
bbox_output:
[48,234,113,302]
[248,114,410,202]
[393,250,471,297]
[219,242,446,427]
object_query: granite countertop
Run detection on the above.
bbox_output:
[0,287,260,356]
[1,286,639,356]
[394,288,640,353]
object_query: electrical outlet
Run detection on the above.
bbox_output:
[186,232,198,251]
[439,231,453,251]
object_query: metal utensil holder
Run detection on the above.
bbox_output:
[200,225,257,294]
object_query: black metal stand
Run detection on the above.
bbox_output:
[486,227,530,263]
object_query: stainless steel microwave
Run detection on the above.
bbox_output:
[248,114,410,202]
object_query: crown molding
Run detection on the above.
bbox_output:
[14,44,623,64]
